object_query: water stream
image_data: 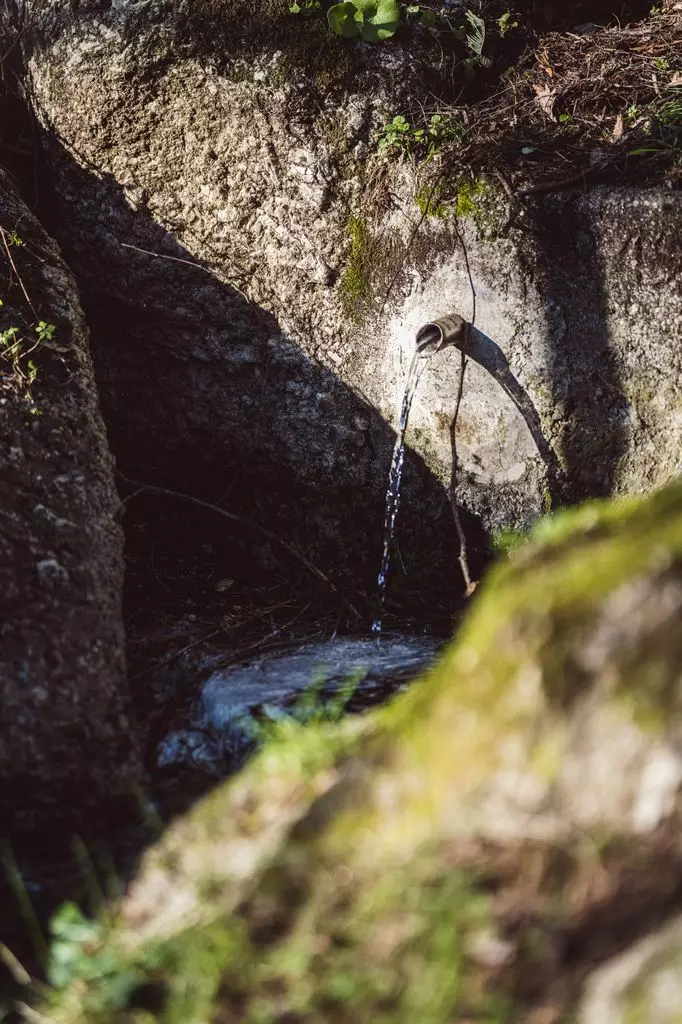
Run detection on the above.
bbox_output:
[151,323,463,779]
[372,350,429,634]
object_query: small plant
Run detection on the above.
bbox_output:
[327,0,400,42]
[405,3,437,28]
[377,112,464,156]
[496,11,517,37]
[655,96,682,127]
[288,0,321,15]
[35,320,56,343]
[653,56,670,73]
[558,111,579,135]
[47,901,137,1007]
[461,8,493,77]
[253,669,366,749]
[0,311,56,409]
[377,114,413,153]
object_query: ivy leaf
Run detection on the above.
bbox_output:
[328,1,362,37]
[464,9,485,57]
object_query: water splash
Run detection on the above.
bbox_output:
[372,351,429,634]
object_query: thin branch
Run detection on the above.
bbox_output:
[0,225,36,317]
[128,629,221,684]
[207,603,314,673]
[116,471,332,587]
[119,241,252,305]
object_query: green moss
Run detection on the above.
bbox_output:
[415,181,450,219]
[415,175,494,230]
[339,215,373,319]
[453,176,488,219]
[541,484,552,515]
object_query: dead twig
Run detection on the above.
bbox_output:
[128,628,221,683]
[116,471,332,587]
[119,242,252,306]
[520,158,612,195]
[207,603,314,672]
[0,223,36,317]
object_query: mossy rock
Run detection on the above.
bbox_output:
[35,479,682,1022]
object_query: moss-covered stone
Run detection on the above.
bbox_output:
[339,215,373,319]
[36,479,682,1022]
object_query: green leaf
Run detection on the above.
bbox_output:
[328,1,362,36]
[36,320,56,340]
[464,9,485,57]
[420,7,436,27]
[288,2,301,12]
[354,0,400,40]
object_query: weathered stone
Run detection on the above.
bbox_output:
[19,0,682,594]
[0,169,139,834]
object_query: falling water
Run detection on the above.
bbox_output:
[372,350,429,635]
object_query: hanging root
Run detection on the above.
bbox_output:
[449,218,477,598]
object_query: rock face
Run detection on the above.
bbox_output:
[38,479,682,1023]
[0,170,139,834]
[20,0,682,601]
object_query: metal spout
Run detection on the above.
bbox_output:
[415,313,469,356]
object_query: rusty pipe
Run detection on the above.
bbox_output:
[415,313,470,356]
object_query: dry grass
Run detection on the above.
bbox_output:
[408,1,682,189]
